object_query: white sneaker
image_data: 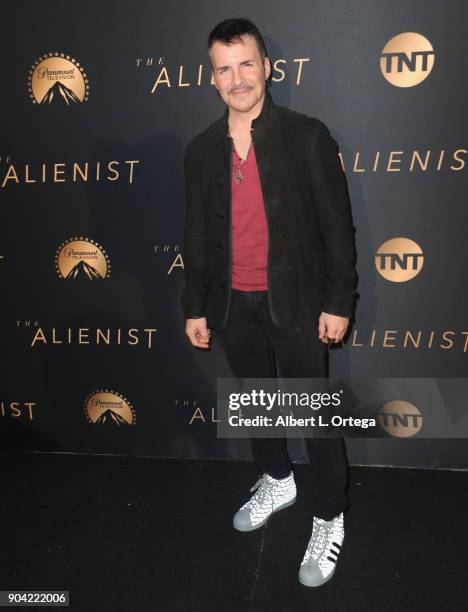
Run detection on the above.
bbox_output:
[299,512,345,587]
[233,472,296,532]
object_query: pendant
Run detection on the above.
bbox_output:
[235,167,242,184]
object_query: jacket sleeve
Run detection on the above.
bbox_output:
[181,143,209,319]
[307,120,358,318]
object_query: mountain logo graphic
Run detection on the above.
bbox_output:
[28,53,89,105]
[40,81,81,105]
[95,408,131,426]
[55,237,110,280]
[84,390,136,426]
[66,260,104,280]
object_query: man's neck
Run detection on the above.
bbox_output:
[228,91,266,134]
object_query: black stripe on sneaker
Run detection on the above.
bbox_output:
[327,556,337,563]
[332,542,342,550]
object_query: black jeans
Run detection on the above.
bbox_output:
[215,288,348,521]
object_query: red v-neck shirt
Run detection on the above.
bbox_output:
[230,144,269,291]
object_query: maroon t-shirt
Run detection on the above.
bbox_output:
[231,144,269,291]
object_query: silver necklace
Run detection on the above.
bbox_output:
[233,140,252,184]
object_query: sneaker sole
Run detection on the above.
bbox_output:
[298,565,337,588]
[233,497,297,532]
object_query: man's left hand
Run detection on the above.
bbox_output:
[318,312,349,345]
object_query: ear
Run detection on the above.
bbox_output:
[264,57,271,80]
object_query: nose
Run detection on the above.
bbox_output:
[231,66,243,88]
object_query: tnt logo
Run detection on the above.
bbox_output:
[378,401,423,437]
[380,32,435,87]
[375,237,423,282]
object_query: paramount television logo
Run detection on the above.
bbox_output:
[28,53,90,104]
[84,390,136,426]
[55,238,111,280]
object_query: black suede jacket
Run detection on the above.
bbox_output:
[181,90,358,332]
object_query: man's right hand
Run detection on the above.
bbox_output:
[185,317,212,349]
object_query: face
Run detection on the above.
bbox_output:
[209,34,271,115]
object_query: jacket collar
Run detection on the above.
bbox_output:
[217,88,275,144]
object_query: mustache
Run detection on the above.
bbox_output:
[229,84,253,94]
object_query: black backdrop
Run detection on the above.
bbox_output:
[2,0,467,468]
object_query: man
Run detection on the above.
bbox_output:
[181,18,357,588]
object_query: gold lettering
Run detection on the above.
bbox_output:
[387,151,403,172]
[107,161,119,181]
[272,59,286,82]
[436,150,444,171]
[403,330,421,348]
[30,327,47,347]
[10,402,21,417]
[190,407,205,423]
[351,330,364,347]
[168,253,184,274]
[1,164,19,188]
[24,402,35,420]
[178,65,190,87]
[211,408,220,423]
[410,150,430,171]
[353,152,366,173]
[373,151,380,172]
[73,162,88,182]
[79,328,90,344]
[128,329,138,345]
[125,160,139,184]
[25,164,36,183]
[52,328,63,344]
[151,66,171,92]
[451,149,467,171]
[96,328,111,344]
[462,331,468,353]
[54,163,66,182]
[144,328,157,349]
[338,152,345,172]
[440,331,454,349]
[293,58,310,85]
[383,330,397,348]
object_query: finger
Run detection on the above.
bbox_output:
[191,328,212,347]
[195,328,211,343]
[327,328,340,341]
[190,336,210,349]
[318,317,327,341]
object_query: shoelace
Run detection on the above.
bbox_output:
[303,518,330,563]
[250,477,264,492]
[245,475,274,510]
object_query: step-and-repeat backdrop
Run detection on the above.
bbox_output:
[2,1,467,468]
